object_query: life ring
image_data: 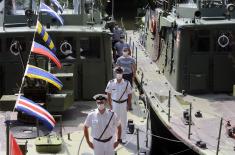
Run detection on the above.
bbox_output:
[60,41,73,55]
[218,34,229,48]
[150,15,156,34]
[10,41,22,56]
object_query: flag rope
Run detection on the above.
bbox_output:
[13,1,63,111]
[13,14,40,112]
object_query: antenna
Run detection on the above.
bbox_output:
[91,0,94,23]
[107,0,114,20]
[112,0,114,20]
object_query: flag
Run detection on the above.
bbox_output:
[39,2,64,25]
[32,41,61,69]
[50,0,63,13]
[26,65,63,90]
[10,133,23,155]
[15,96,56,130]
[36,21,56,53]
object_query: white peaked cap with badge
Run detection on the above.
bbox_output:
[93,94,108,101]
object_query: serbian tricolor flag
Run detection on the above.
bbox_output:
[31,41,62,69]
[25,65,63,90]
[10,133,23,155]
[15,96,56,130]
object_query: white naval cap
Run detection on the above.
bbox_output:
[93,94,107,100]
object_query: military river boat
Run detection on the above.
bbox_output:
[130,0,235,154]
[0,0,151,154]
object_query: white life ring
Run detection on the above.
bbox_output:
[60,41,72,55]
[10,41,22,56]
[218,34,229,48]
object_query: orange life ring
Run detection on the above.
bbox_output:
[150,16,156,34]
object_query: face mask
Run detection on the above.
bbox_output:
[123,51,129,57]
[116,74,123,80]
[120,39,125,42]
[97,104,105,110]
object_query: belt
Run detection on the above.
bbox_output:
[112,99,127,104]
[94,136,112,143]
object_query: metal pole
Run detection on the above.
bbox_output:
[135,46,137,57]
[135,46,138,69]
[140,72,144,88]
[168,90,171,122]
[91,0,94,22]
[60,115,63,137]
[25,140,28,154]
[216,118,223,155]
[132,42,135,56]
[3,0,5,30]
[188,103,192,139]
[29,0,32,10]
[129,37,131,46]
[5,112,10,155]
[52,115,63,137]
[136,128,140,155]
[6,121,10,155]
[36,119,39,138]
[111,0,114,20]
[146,97,149,148]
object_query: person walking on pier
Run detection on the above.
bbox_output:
[83,94,122,155]
[116,47,136,86]
[113,35,131,62]
[105,67,132,143]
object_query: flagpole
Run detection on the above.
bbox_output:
[5,112,10,155]
[13,12,40,112]
[14,1,64,112]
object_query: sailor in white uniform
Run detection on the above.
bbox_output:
[84,94,122,155]
[105,67,132,143]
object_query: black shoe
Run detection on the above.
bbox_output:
[121,139,127,144]
[128,107,133,111]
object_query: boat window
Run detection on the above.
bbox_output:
[192,30,210,52]
[80,37,100,59]
[200,0,223,8]
[215,31,235,52]
[178,0,196,4]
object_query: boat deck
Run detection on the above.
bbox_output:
[129,30,235,155]
[0,88,151,155]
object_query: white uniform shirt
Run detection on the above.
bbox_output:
[84,109,120,139]
[105,79,132,101]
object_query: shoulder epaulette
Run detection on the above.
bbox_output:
[109,79,114,83]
